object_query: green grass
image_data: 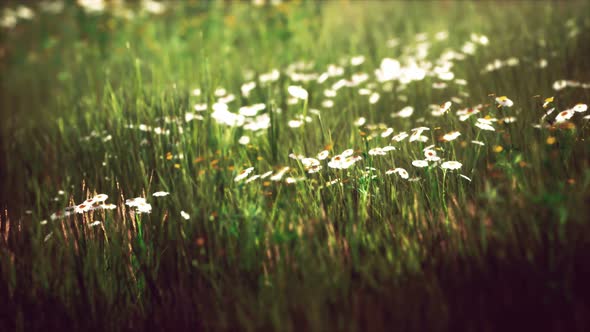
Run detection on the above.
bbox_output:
[2,1,590,331]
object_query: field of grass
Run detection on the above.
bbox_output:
[2,0,590,330]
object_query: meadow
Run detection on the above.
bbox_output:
[1,0,590,330]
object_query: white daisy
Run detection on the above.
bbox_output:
[126,197,147,207]
[424,149,440,161]
[234,167,255,182]
[412,160,429,168]
[93,194,108,202]
[441,161,462,170]
[238,136,250,145]
[391,132,409,142]
[475,119,495,131]
[180,211,190,220]
[136,202,152,214]
[495,96,513,108]
[288,85,309,100]
[317,150,330,160]
[369,92,380,104]
[381,128,394,138]
[555,109,575,123]
[89,221,102,227]
[442,131,461,142]
[573,103,587,113]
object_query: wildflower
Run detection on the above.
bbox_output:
[241,81,256,97]
[328,155,361,170]
[194,103,207,111]
[239,103,266,116]
[153,191,170,197]
[496,96,514,108]
[89,221,102,227]
[350,55,365,66]
[358,88,371,96]
[235,167,255,182]
[93,194,108,202]
[456,107,480,121]
[369,147,387,156]
[475,118,495,131]
[440,101,452,113]
[441,161,462,170]
[185,112,196,122]
[301,158,320,168]
[214,87,227,97]
[387,168,409,179]
[260,171,273,179]
[543,97,554,108]
[322,100,334,108]
[555,109,575,123]
[369,92,380,104]
[218,94,236,104]
[259,69,280,83]
[101,204,117,210]
[270,167,290,181]
[180,211,190,220]
[409,127,430,142]
[501,117,517,123]
[546,136,556,145]
[412,160,429,168]
[391,131,409,142]
[317,150,330,160]
[553,80,567,91]
[288,85,309,100]
[394,106,414,118]
[324,89,337,98]
[136,202,152,214]
[238,136,250,145]
[493,145,503,153]
[442,131,461,142]
[75,203,91,214]
[573,103,588,113]
[382,146,396,151]
[288,119,304,128]
[424,149,440,161]
[341,149,354,158]
[381,127,394,138]
[126,197,147,207]
[289,153,305,160]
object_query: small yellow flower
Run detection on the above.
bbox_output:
[543,96,554,108]
[166,152,173,160]
[493,145,503,153]
[174,163,181,169]
[546,136,556,145]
